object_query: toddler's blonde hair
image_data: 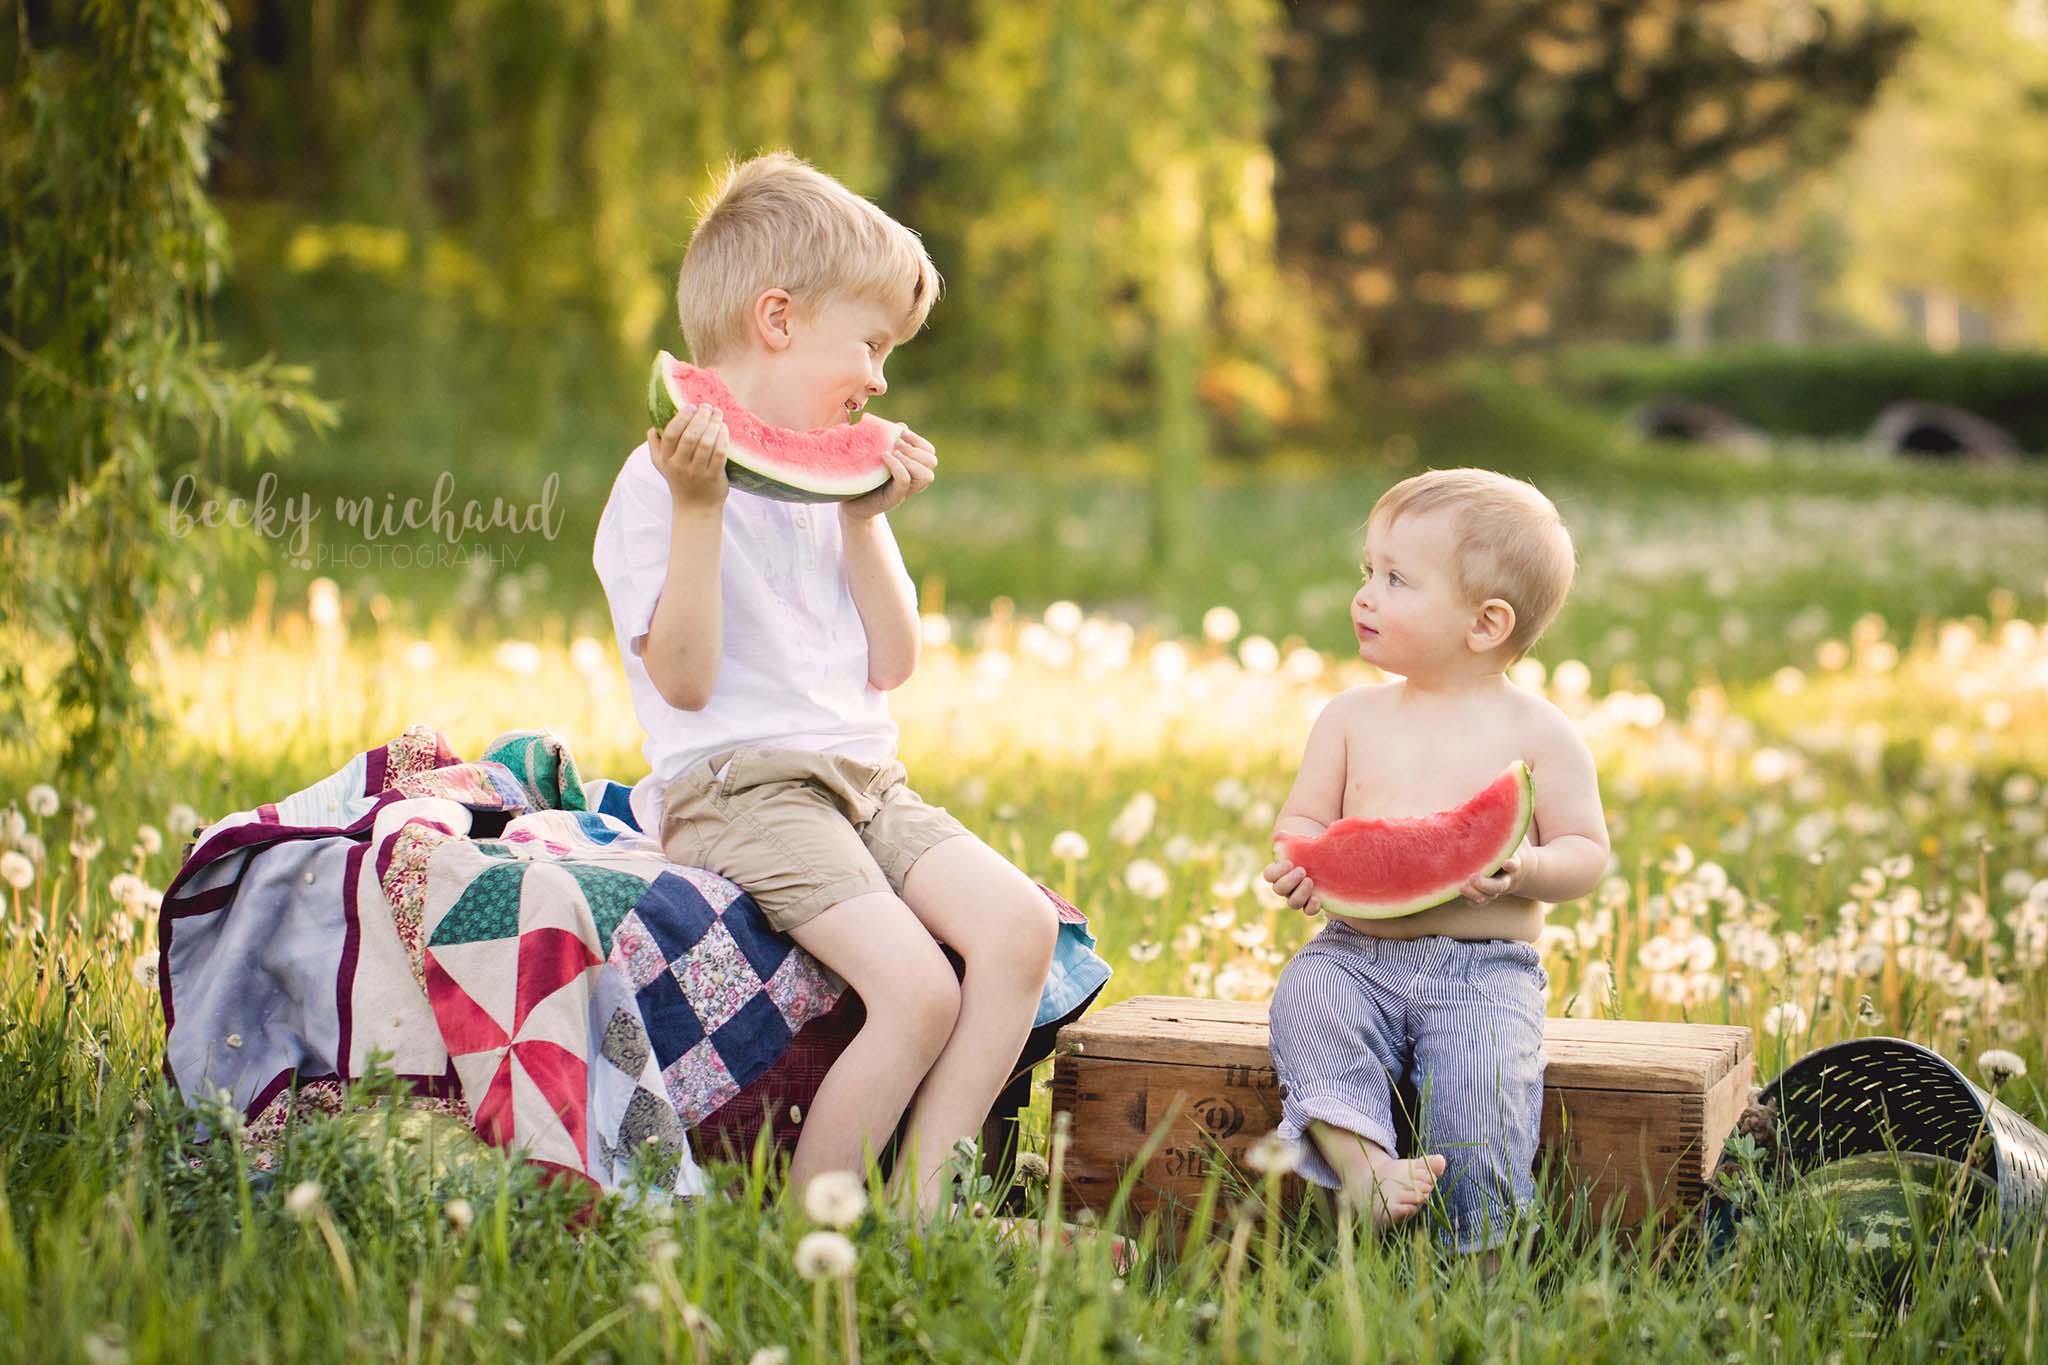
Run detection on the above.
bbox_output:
[677,152,940,365]
[1367,468,1576,660]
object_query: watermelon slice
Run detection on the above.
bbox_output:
[1275,761,1535,920]
[646,351,900,503]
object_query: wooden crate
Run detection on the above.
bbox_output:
[1050,995,1753,1232]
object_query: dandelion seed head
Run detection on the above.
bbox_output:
[1762,1002,1809,1037]
[286,1180,323,1220]
[802,1171,868,1229]
[1244,1132,1303,1177]
[793,1230,858,1281]
[0,851,32,889]
[1977,1049,2027,1088]
[1123,858,1169,900]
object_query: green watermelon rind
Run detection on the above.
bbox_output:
[645,351,892,504]
[1282,760,1536,921]
[1789,1151,1999,1257]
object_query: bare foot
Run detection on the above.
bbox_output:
[1343,1149,1447,1230]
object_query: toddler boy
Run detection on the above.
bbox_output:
[1262,468,1610,1251]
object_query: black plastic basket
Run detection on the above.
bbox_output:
[1760,1037,2048,1229]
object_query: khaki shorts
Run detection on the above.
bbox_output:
[657,746,972,933]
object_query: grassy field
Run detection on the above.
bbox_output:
[5,393,2048,1359]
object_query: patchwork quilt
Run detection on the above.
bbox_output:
[159,726,1111,1196]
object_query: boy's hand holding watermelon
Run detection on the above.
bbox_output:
[840,427,938,521]
[647,401,731,509]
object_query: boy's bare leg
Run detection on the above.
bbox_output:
[894,835,1060,1212]
[1307,1120,1447,1230]
[784,891,964,1188]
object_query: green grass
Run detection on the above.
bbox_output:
[5,578,2048,1358]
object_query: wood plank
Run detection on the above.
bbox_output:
[1061,999,1748,1092]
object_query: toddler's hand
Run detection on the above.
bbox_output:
[650,403,729,509]
[841,426,936,521]
[1457,857,1522,905]
[1264,857,1323,916]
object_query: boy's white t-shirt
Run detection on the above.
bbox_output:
[592,442,911,837]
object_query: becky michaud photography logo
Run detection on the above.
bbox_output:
[167,472,564,570]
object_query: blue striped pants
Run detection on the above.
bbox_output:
[1267,921,1548,1252]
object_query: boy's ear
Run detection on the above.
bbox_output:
[1468,598,1516,654]
[753,289,794,352]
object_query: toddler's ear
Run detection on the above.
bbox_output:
[1468,598,1516,653]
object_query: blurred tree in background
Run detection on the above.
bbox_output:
[190,0,1930,581]
[1269,0,1912,370]
[0,0,333,773]
[1830,0,2048,347]
[206,0,1921,442]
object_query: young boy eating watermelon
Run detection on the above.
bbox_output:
[1260,468,1611,1252]
[592,153,1058,1213]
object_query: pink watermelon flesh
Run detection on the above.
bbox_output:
[1275,761,1535,920]
[647,351,899,503]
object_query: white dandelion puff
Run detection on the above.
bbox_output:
[1762,1002,1809,1037]
[802,1171,868,1229]
[1109,792,1158,846]
[793,1230,858,1282]
[1244,1132,1303,1177]
[26,785,58,819]
[285,1180,324,1221]
[1977,1049,2027,1088]
[1238,635,1280,673]
[1123,859,1169,900]
[1051,831,1090,861]
[0,851,32,889]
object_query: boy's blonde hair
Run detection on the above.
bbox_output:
[677,152,941,365]
[1368,468,1576,660]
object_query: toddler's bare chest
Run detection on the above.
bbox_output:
[1339,726,1525,822]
